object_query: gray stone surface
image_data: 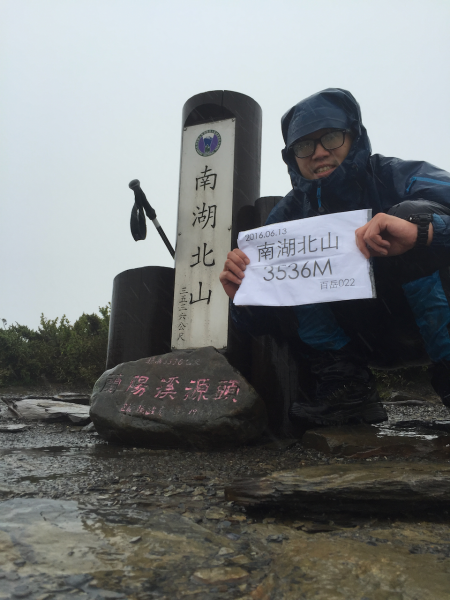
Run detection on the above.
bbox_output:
[18,393,90,405]
[225,462,450,513]
[52,393,90,405]
[4,399,90,424]
[90,346,267,448]
[0,424,29,432]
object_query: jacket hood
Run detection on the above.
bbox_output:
[281,88,373,212]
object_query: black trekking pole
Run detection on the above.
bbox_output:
[128,179,175,259]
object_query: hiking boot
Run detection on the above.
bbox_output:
[289,345,388,426]
[430,361,450,408]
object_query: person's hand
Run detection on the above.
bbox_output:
[355,213,433,259]
[219,248,250,301]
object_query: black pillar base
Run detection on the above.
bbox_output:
[106,266,174,370]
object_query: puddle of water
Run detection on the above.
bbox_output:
[0,445,134,487]
[0,497,235,598]
[376,425,439,441]
[1,497,449,599]
[0,445,127,459]
[0,447,86,458]
[17,473,84,483]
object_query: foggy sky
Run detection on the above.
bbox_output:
[1,0,449,329]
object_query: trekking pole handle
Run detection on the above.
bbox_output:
[129,179,157,221]
[128,179,175,259]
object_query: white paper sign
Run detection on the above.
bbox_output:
[233,209,375,307]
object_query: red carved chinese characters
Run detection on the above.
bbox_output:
[154,377,180,400]
[127,376,149,397]
[184,379,210,401]
[119,374,241,416]
[213,380,240,403]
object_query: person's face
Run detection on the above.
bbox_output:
[293,128,353,180]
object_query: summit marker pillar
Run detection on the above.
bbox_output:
[171,91,262,352]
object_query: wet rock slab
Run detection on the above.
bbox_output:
[0,424,29,433]
[52,392,90,405]
[2,398,90,424]
[302,422,450,459]
[383,391,430,406]
[0,498,241,599]
[225,462,450,513]
[11,392,91,405]
[395,419,450,434]
[90,346,267,449]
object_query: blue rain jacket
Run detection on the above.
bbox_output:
[266,88,450,246]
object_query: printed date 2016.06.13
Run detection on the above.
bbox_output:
[263,259,334,281]
[245,228,287,241]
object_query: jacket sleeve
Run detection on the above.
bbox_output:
[377,157,450,206]
[377,156,450,248]
[431,215,450,249]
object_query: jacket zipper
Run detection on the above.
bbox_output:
[316,180,324,213]
[406,176,450,194]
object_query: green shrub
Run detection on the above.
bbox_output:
[0,305,110,387]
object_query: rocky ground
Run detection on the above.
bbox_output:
[1,381,450,599]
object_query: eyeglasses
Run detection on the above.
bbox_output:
[291,129,349,159]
